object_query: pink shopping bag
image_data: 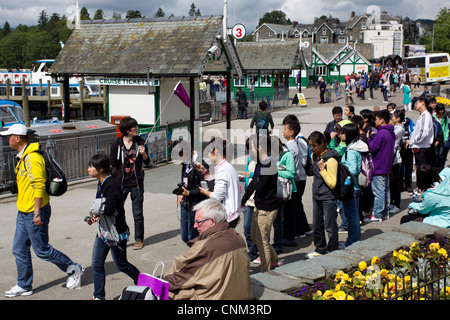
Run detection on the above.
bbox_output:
[137,262,169,300]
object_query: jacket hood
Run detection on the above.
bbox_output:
[22,142,40,157]
[347,139,369,153]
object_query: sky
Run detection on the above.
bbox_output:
[0,0,446,32]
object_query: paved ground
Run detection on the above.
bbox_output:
[0,84,448,301]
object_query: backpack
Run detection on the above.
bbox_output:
[277,163,293,201]
[296,136,313,176]
[334,156,354,201]
[256,112,270,131]
[358,152,374,189]
[119,286,156,300]
[33,149,68,196]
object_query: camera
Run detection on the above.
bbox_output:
[0,180,18,194]
[172,182,185,195]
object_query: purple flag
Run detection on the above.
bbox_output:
[174,81,192,108]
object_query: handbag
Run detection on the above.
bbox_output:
[137,262,169,300]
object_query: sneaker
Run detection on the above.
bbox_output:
[389,206,400,214]
[363,214,382,223]
[133,241,144,250]
[338,227,348,234]
[305,229,313,235]
[252,257,261,264]
[5,285,33,298]
[306,251,322,259]
[295,233,306,239]
[66,264,85,289]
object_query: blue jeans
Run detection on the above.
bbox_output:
[92,235,140,300]
[342,189,361,246]
[371,175,390,219]
[312,198,338,254]
[180,202,198,243]
[12,204,75,290]
[123,186,144,242]
[242,206,258,260]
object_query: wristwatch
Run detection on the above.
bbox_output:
[34,212,40,218]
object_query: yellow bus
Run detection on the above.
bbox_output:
[404,53,450,84]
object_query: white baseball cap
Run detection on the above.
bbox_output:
[0,123,28,136]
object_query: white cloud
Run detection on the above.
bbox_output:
[0,0,444,29]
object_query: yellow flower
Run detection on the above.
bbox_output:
[353,271,363,278]
[323,290,334,299]
[380,269,390,277]
[438,248,448,259]
[315,290,323,296]
[358,261,367,271]
[371,256,380,265]
[393,250,398,258]
[332,291,347,300]
[429,242,440,251]
[399,253,407,262]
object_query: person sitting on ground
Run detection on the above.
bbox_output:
[163,199,253,300]
[401,166,450,228]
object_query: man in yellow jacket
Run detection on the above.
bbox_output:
[1,124,84,298]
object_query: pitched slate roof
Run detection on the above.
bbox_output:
[236,41,300,70]
[50,15,223,77]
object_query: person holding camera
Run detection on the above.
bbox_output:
[2,124,84,298]
[86,154,140,300]
[174,147,212,243]
[110,117,149,250]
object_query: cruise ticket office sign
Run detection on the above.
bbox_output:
[86,78,160,86]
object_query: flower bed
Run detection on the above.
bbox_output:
[436,96,450,106]
[290,236,450,300]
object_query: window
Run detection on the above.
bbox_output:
[320,36,328,43]
[339,36,346,43]
[361,23,366,30]
[247,72,259,87]
[394,32,402,40]
[268,31,273,36]
[405,58,425,68]
[340,29,345,34]
[260,72,272,87]
[315,65,327,76]
[430,55,449,63]
[234,77,245,87]
[322,28,327,35]
[360,32,364,41]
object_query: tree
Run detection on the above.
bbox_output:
[112,12,122,19]
[80,7,90,20]
[3,21,11,37]
[154,8,165,18]
[189,3,201,16]
[38,10,49,27]
[126,10,143,19]
[93,9,104,20]
[257,10,291,27]
[430,7,450,53]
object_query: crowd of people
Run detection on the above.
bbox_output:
[317,67,425,106]
[2,89,449,299]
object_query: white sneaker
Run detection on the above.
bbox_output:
[66,264,85,289]
[306,251,322,259]
[5,284,33,298]
[363,214,382,223]
[389,206,400,214]
[252,257,261,264]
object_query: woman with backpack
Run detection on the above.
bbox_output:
[340,124,367,247]
[306,131,340,259]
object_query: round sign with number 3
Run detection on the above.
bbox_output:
[232,24,246,40]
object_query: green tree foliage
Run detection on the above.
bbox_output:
[189,3,201,16]
[257,10,291,28]
[0,10,73,69]
[430,7,450,53]
[154,7,165,18]
[126,10,143,19]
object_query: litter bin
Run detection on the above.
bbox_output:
[426,82,441,99]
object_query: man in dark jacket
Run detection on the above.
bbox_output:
[236,88,248,119]
[110,117,150,250]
